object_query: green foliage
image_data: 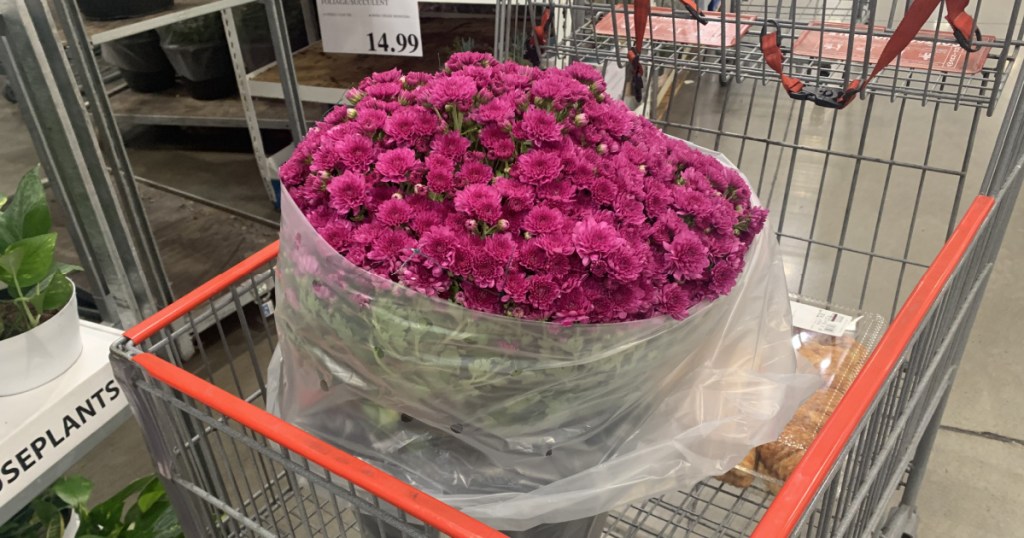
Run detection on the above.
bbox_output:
[0,167,81,340]
[0,475,183,538]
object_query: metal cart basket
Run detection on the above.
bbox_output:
[111,0,1024,534]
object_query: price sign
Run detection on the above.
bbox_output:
[318,0,423,57]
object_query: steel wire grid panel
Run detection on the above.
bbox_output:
[497,0,1023,111]
[108,196,1008,538]
[109,262,474,538]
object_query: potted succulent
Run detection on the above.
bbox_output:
[0,167,82,396]
[101,31,177,93]
[77,0,174,21]
[158,14,236,100]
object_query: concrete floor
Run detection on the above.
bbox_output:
[2,35,1024,538]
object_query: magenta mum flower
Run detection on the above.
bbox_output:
[523,206,565,234]
[336,134,376,171]
[663,228,710,281]
[454,184,503,223]
[375,148,418,180]
[424,74,477,111]
[514,107,562,144]
[286,54,766,323]
[327,171,367,214]
[376,198,413,227]
[511,150,562,186]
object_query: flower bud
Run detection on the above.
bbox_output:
[596,143,608,155]
[638,164,646,172]
[414,184,428,195]
[345,108,358,120]
[391,192,404,200]
[345,88,365,104]
[464,219,478,231]
[523,231,533,239]
[317,170,330,180]
[497,219,509,231]
[573,113,588,126]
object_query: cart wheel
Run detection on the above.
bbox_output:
[3,83,16,104]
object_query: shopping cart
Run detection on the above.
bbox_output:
[111,0,1024,535]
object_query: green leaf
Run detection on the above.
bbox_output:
[53,476,92,511]
[88,476,155,528]
[29,272,73,312]
[0,167,51,251]
[0,233,57,288]
[55,262,83,275]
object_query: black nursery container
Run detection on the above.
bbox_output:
[158,15,237,101]
[100,31,176,93]
[77,0,173,21]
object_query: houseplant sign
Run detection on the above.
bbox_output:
[0,168,82,396]
[268,54,820,533]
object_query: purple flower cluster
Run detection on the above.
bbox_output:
[280,53,767,324]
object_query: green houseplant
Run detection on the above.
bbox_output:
[0,167,83,395]
[0,474,183,538]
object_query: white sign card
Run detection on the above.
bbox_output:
[318,0,423,57]
[790,301,858,337]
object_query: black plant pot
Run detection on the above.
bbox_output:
[101,31,176,93]
[182,75,237,100]
[160,40,237,100]
[78,0,173,21]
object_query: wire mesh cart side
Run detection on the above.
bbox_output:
[109,243,505,538]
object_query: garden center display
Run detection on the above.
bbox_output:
[267,53,821,532]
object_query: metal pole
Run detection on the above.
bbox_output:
[222,6,277,201]
[264,0,306,140]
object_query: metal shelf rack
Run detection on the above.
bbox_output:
[0,0,306,329]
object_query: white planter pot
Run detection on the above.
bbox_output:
[63,511,81,538]
[0,290,83,396]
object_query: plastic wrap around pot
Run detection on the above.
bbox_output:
[267,143,821,530]
[157,22,231,82]
[101,32,173,73]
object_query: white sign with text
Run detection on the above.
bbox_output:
[318,0,423,57]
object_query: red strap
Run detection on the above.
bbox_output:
[533,8,552,47]
[628,0,707,100]
[759,26,805,95]
[759,0,980,108]
[629,0,651,64]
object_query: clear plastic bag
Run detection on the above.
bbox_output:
[717,299,886,491]
[267,143,821,531]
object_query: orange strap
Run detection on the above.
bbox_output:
[628,0,707,100]
[524,8,553,66]
[760,0,981,109]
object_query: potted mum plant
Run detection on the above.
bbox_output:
[270,53,818,535]
[158,14,236,100]
[77,0,174,21]
[0,168,82,396]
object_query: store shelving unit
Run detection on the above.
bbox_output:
[0,0,306,330]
